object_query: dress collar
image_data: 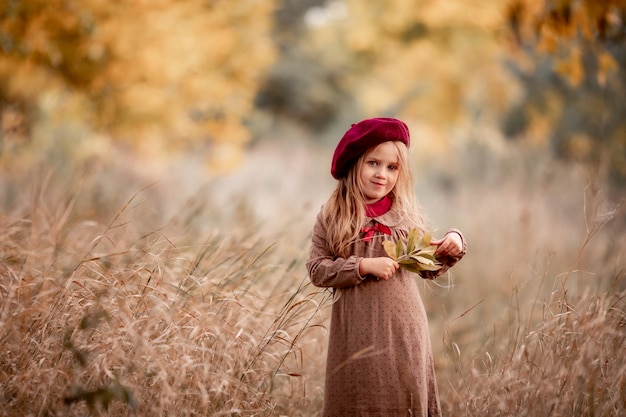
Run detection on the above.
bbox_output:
[365,195,392,217]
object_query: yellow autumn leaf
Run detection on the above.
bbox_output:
[382,228,442,274]
[383,240,398,260]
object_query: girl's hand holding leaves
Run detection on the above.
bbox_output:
[382,228,442,274]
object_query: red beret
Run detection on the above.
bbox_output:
[331,117,410,179]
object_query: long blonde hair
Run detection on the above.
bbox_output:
[321,141,427,258]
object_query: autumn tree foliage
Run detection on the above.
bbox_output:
[0,0,276,167]
[504,0,626,185]
[257,0,511,153]
[2,0,623,182]
[311,0,503,128]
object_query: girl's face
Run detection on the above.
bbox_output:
[358,141,400,204]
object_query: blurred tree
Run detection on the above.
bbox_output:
[256,0,510,151]
[254,0,352,133]
[504,0,626,186]
[0,0,276,169]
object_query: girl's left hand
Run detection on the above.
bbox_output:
[432,232,463,257]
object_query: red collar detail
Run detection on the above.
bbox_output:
[361,222,392,242]
[365,195,392,217]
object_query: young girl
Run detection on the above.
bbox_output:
[307,117,466,417]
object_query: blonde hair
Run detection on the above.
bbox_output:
[321,141,427,258]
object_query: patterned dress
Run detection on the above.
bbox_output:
[306,203,465,417]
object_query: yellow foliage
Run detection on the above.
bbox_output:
[0,0,277,165]
[597,51,618,86]
[91,0,276,147]
[554,46,584,87]
[537,22,559,53]
[306,0,512,147]
[565,133,593,160]
[526,93,562,145]
[419,0,503,29]
[512,0,624,88]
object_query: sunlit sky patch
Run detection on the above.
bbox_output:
[304,1,348,27]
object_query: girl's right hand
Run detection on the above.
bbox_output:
[359,257,399,281]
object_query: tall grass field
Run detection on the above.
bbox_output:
[1,140,625,416]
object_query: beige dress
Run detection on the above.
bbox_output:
[307,205,464,417]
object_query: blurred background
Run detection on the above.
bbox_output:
[2,0,625,181]
[2,0,624,267]
[3,0,626,325]
[3,0,626,322]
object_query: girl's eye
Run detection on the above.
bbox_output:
[367,160,378,166]
[388,165,398,171]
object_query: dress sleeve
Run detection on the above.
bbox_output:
[306,211,365,289]
[421,228,467,280]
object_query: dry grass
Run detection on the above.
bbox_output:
[443,286,626,416]
[1,141,625,416]
[0,162,329,416]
